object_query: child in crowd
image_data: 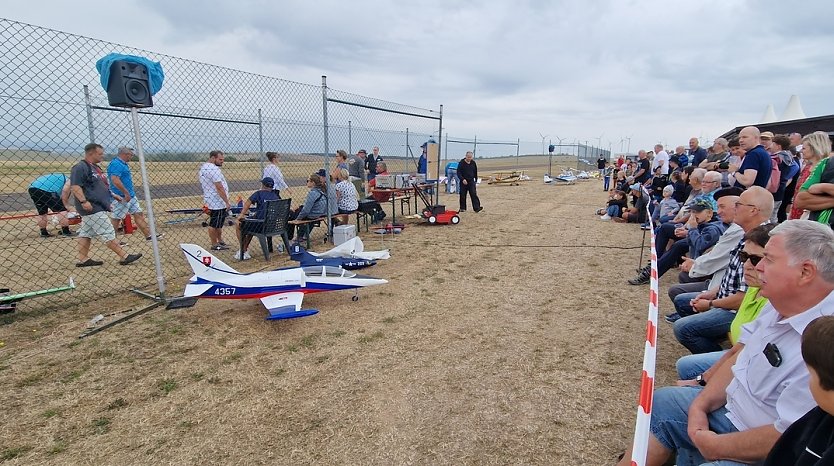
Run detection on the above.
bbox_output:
[599,190,628,221]
[602,162,613,191]
[763,315,834,465]
[651,185,680,224]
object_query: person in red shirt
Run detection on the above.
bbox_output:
[367,162,391,203]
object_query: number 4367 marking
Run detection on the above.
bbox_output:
[214,287,236,295]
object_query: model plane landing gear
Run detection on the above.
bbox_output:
[352,293,359,302]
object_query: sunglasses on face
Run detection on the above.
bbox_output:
[737,250,763,266]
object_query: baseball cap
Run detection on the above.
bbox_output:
[358,149,367,154]
[261,177,275,188]
[713,186,744,200]
[689,198,714,212]
[761,131,774,140]
[629,183,642,191]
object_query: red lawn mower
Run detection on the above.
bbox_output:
[413,183,460,225]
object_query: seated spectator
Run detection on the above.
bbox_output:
[614,183,648,223]
[333,168,359,215]
[674,223,775,381]
[599,190,628,221]
[669,187,773,349]
[649,167,669,202]
[671,166,693,204]
[793,131,834,225]
[655,169,715,258]
[234,177,280,260]
[616,220,834,466]
[288,173,328,241]
[764,315,834,465]
[335,150,349,171]
[614,171,629,193]
[699,137,730,171]
[364,162,391,222]
[629,198,724,285]
[651,185,680,224]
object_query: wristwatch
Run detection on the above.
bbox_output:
[696,374,707,386]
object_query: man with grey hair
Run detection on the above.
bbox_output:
[617,219,834,466]
[108,146,163,244]
[700,138,730,171]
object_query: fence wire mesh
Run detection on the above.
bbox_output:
[0,18,439,318]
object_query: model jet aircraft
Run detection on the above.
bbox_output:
[0,278,76,314]
[180,244,387,320]
[289,243,376,270]
[307,237,390,261]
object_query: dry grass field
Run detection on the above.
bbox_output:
[0,157,690,465]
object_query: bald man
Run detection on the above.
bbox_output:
[689,138,708,167]
[730,126,773,189]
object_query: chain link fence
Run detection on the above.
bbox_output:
[0,18,440,318]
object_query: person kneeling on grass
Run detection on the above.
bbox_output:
[234,177,280,260]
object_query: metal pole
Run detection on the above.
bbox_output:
[348,120,352,155]
[321,76,332,243]
[549,138,552,175]
[257,108,264,174]
[405,127,409,170]
[516,138,520,169]
[473,135,477,159]
[436,104,443,206]
[83,85,96,144]
[130,107,166,302]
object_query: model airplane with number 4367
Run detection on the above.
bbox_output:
[180,244,387,320]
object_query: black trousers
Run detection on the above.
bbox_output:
[459,180,480,211]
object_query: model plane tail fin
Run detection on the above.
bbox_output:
[180,244,239,279]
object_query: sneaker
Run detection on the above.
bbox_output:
[59,230,76,237]
[640,223,651,230]
[211,244,229,251]
[40,231,52,238]
[664,312,682,324]
[628,268,650,285]
[118,240,129,247]
[119,253,142,265]
[600,214,611,220]
[459,209,467,212]
[234,250,251,261]
[474,207,483,212]
[218,241,228,247]
[146,233,165,241]
[76,258,104,267]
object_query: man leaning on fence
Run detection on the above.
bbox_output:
[70,143,142,267]
[616,220,834,466]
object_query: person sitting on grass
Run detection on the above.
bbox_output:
[763,315,834,465]
[287,173,328,242]
[599,190,628,220]
[234,177,280,261]
[614,183,649,223]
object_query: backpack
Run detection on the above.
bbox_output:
[766,155,781,193]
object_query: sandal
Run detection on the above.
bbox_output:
[76,258,103,267]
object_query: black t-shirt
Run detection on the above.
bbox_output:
[763,407,834,466]
[597,157,606,169]
[635,159,651,183]
[634,193,649,222]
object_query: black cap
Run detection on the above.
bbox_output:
[713,186,744,200]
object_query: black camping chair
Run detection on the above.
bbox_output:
[240,198,292,261]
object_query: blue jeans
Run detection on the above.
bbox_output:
[676,351,726,380]
[672,291,701,317]
[607,205,621,217]
[603,176,610,190]
[657,239,688,278]
[655,222,679,257]
[673,308,736,354]
[651,386,742,466]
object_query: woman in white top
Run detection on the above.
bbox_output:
[333,168,359,213]
[263,151,290,198]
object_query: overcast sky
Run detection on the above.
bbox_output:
[5,0,834,154]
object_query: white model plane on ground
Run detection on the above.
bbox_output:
[180,244,387,320]
[307,237,390,260]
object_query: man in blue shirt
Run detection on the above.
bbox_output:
[689,138,708,167]
[28,173,74,237]
[107,147,163,244]
[731,126,773,189]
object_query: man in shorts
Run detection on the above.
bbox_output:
[70,143,142,267]
[108,146,163,244]
[199,150,231,250]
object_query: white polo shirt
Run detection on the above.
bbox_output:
[199,162,228,210]
[725,289,834,432]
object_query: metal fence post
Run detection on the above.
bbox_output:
[321,76,332,243]
[348,120,352,155]
[516,138,520,168]
[83,85,96,144]
[405,127,409,162]
[257,108,264,174]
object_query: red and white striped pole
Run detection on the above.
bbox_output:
[630,189,659,466]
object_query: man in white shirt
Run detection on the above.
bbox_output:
[652,144,670,175]
[199,150,231,250]
[617,220,834,466]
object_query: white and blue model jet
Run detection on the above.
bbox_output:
[180,244,387,320]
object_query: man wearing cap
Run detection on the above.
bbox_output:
[730,127,772,189]
[418,141,433,176]
[234,177,281,260]
[348,149,367,197]
[616,183,649,223]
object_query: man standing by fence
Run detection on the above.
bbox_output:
[348,149,367,198]
[199,150,231,251]
[70,143,142,267]
[108,146,163,244]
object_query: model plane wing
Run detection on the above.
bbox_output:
[260,291,319,320]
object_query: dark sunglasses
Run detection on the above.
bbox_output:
[737,250,763,266]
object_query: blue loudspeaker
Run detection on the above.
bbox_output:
[106,60,153,108]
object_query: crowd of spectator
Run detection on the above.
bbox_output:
[609,128,834,465]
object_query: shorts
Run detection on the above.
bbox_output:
[28,187,67,215]
[77,211,116,242]
[111,197,142,220]
[208,209,228,229]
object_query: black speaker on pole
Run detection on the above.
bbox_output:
[106,60,153,108]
